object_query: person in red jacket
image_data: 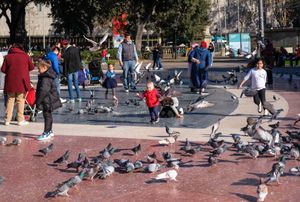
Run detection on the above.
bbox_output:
[1,43,34,126]
[136,81,161,124]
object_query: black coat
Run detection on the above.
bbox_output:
[62,46,81,75]
[36,68,62,111]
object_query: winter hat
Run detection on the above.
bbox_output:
[192,43,199,49]
[201,41,207,49]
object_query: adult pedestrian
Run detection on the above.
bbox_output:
[118,33,139,92]
[61,40,82,103]
[45,43,66,103]
[152,43,163,70]
[188,43,199,92]
[1,42,34,126]
[190,41,212,94]
[208,42,215,66]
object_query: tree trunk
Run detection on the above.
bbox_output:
[9,1,27,44]
[135,22,145,55]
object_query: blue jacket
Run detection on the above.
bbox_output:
[190,47,212,69]
[106,70,116,78]
[46,51,60,75]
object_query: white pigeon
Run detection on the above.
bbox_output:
[187,100,214,112]
[210,118,221,139]
[158,135,179,145]
[83,32,109,51]
[152,169,178,181]
[144,63,152,71]
[134,61,143,74]
[0,137,7,145]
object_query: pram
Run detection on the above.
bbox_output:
[24,85,37,122]
[88,59,103,84]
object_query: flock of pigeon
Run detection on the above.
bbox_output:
[1,113,300,201]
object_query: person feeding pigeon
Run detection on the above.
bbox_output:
[136,81,161,124]
[239,58,282,119]
[36,60,62,141]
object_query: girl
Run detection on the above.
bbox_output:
[102,63,118,101]
[36,60,62,141]
[239,58,281,119]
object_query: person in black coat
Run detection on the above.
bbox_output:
[36,60,62,141]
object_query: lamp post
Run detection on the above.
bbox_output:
[257,0,264,57]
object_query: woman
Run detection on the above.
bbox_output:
[1,43,34,126]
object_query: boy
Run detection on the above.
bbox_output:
[136,81,160,124]
[36,60,62,141]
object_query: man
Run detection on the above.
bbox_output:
[190,41,212,94]
[1,42,34,126]
[118,33,139,92]
[61,40,81,103]
[45,43,66,103]
[152,43,163,70]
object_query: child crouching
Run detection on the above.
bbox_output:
[136,81,160,124]
[36,60,62,141]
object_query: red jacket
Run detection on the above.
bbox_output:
[1,48,34,93]
[142,88,160,108]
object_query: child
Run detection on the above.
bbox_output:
[78,62,90,89]
[101,47,108,64]
[36,60,62,141]
[136,81,161,124]
[102,63,118,101]
[239,58,281,119]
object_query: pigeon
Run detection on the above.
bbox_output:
[165,126,180,137]
[57,170,85,189]
[265,155,286,184]
[145,163,162,173]
[38,143,54,156]
[208,138,224,149]
[0,137,7,145]
[134,61,143,74]
[82,157,90,169]
[162,152,172,161]
[290,147,300,160]
[208,155,218,166]
[231,134,241,144]
[158,135,179,145]
[98,105,114,113]
[151,167,178,181]
[210,144,228,157]
[12,138,22,145]
[131,144,141,155]
[286,130,300,140]
[184,146,201,155]
[273,95,279,101]
[83,33,109,51]
[187,100,214,112]
[0,176,5,185]
[179,138,192,151]
[166,158,182,168]
[98,164,115,179]
[293,114,300,126]
[210,119,221,139]
[45,182,70,197]
[246,145,259,159]
[231,95,237,101]
[146,152,157,163]
[89,90,95,99]
[268,121,280,129]
[144,63,151,71]
[290,166,300,174]
[53,150,70,164]
[66,153,85,172]
[114,159,129,168]
[134,161,143,169]
[257,178,268,202]
[85,163,101,181]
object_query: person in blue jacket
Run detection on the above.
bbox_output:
[190,41,212,94]
[45,43,66,103]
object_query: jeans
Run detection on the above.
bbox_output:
[123,60,136,89]
[253,88,275,114]
[152,57,163,69]
[67,72,81,100]
[148,106,159,121]
[191,67,208,89]
[43,109,53,133]
[54,76,61,97]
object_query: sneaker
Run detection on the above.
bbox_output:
[4,121,10,126]
[18,120,29,126]
[36,132,51,141]
[154,118,160,123]
[77,98,82,103]
[60,98,67,103]
[258,103,262,113]
[125,89,129,93]
[69,99,75,103]
[264,109,269,116]
[48,130,54,137]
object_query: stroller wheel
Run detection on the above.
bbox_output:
[30,115,36,122]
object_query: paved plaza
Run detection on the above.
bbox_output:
[0,57,300,201]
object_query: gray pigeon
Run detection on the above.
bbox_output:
[134,161,143,169]
[144,163,162,173]
[165,126,180,137]
[53,150,70,164]
[210,119,221,139]
[265,156,286,184]
[125,162,135,173]
[38,143,54,156]
[12,138,22,145]
[99,164,115,179]
[0,176,5,185]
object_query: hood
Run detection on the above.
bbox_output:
[198,47,207,52]
[8,47,26,55]
[38,67,56,79]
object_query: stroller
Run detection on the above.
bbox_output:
[88,59,103,84]
[24,85,38,122]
